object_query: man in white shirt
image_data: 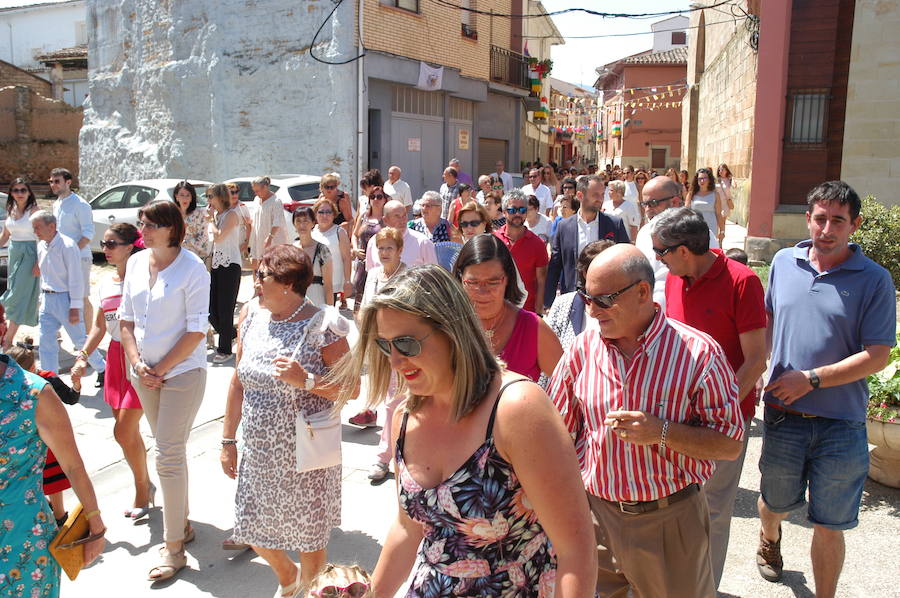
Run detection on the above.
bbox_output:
[383,165,413,219]
[31,210,105,376]
[623,166,639,203]
[492,160,514,192]
[366,200,437,270]
[521,168,553,215]
[50,167,95,331]
[249,176,290,269]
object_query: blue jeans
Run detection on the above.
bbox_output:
[38,291,105,374]
[758,405,868,530]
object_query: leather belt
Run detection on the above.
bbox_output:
[41,289,62,294]
[605,483,699,515]
[769,403,817,418]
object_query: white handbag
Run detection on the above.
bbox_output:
[287,313,342,473]
[295,408,342,473]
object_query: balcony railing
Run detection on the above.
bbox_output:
[490,45,530,91]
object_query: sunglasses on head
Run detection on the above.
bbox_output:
[99,240,128,249]
[505,206,527,214]
[640,196,676,209]
[576,280,641,309]
[374,330,433,357]
[310,582,369,598]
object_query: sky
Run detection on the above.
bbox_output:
[539,0,692,88]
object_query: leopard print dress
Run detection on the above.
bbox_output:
[232,302,342,551]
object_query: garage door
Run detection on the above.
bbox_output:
[479,138,507,178]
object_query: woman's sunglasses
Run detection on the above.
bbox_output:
[458,219,483,228]
[99,240,128,249]
[369,194,387,201]
[374,331,433,357]
[10,187,28,193]
[310,582,369,598]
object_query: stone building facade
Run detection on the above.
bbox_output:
[80,0,357,198]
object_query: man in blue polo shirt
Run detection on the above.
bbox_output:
[756,181,896,598]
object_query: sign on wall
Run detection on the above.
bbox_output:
[408,138,421,152]
[458,129,470,150]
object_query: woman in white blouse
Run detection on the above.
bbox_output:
[119,199,210,583]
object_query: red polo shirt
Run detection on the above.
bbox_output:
[494,226,549,312]
[664,250,766,420]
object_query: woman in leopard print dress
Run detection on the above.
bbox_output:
[220,245,352,598]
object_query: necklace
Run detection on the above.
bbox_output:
[271,297,309,322]
[482,304,507,341]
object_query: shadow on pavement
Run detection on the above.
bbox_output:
[860,478,900,517]
[342,425,381,446]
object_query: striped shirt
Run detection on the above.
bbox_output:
[548,309,744,502]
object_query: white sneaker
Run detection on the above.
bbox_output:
[368,462,389,481]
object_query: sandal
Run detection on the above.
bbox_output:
[183,523,195,544]
[274,563,303,598]
[125,482,157,520]
[148,548,187,581]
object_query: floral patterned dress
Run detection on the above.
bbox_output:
[0,356,59,598]
[396,380,557,598]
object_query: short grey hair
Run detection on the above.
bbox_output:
[608,180,626,196]
[477,174,491,186]
[420,190,442,206]
[576,174,604,195]
[651,207,710,255]
[502,188,527,210]
[30,210,56,226]
[252,175,271,186]
[449,158,461,167]
[621,253,655,287]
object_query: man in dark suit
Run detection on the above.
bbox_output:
[545,174,631,309]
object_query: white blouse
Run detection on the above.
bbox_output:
[212,207,242,269]
[118,248,210,379]
[3,208,37,241]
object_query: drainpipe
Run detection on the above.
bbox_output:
[356,0,366,203]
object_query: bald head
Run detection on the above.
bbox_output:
[585,244,656,343]
[388,165,401,182]
[641,176,683,219]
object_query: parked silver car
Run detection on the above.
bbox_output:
[88,179,212,253]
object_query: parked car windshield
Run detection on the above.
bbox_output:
[286,183,320,203]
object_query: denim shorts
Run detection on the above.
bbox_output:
[758,405,869,530]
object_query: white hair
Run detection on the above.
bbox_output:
[30,210,55,225]
[608,179,626,195]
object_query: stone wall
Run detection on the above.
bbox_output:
[0,86,82,184]
[80,0,358,198]
[0,61,53,95]
[840,0,900,206]
[682,14,757,225]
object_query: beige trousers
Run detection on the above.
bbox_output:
[132,367,207,543]
[588,488,716,598]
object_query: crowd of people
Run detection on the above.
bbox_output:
[0,160,894,598]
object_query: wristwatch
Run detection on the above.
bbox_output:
[805,369,821,389]
[305,372,316,391]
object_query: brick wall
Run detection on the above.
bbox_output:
[683,22,757,224]
[840,0,900,206]
[363,0,512,81]
[0,61,52,96]
[0,86,82,184]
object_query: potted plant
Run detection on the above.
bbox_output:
[866,331,900,488]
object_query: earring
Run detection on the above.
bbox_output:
[283,288,288,295]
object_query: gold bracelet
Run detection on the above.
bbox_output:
[84,509,101,520]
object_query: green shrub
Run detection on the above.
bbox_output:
[867,332,900,422]
[851,195,900,288]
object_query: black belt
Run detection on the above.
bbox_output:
[42,289,63,294]
[311,276,324,285]
[604,483,699,515]
[769,403,817,418]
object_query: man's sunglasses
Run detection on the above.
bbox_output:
[576,280,641,309]
[99,240,129,249]
[640,196,677,209]
[374,331,433,357]
[505,206,527,214]
[652,243,685,257]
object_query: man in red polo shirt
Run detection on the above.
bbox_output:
[494,189,549,313]
[653,207,767,589]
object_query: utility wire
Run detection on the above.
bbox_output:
[310,0,366,65]
[427,0,735,19]
[522,18,736,39]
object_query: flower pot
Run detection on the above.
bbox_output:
[866,418,900,489]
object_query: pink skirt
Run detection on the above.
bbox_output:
[104,340,143,410]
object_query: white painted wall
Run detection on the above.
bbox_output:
[0,1,86,68]
[651,15,689,53]
[80,0,358,198]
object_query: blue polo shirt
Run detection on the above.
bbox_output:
[764,241,896,421]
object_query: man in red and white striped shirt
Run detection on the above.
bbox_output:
[549,244,745,598]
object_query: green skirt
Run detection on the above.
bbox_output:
[0,240,40,326]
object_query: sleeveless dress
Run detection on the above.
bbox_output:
[232,302,345,551]
[499,309,541,382]
[690,191,719,236]
[0,209,39,326]
[396,380,557,598]
[295,241,331,308]
[0,356,61,598]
